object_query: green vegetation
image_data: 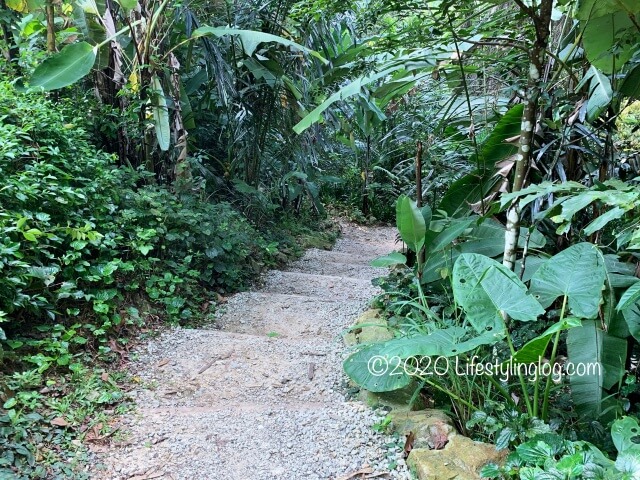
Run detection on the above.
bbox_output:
[1,0,640,477]
[0,84,333,477]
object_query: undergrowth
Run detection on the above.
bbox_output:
[0,83,336,478]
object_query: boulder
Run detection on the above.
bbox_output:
[389,409,506,479]
[390,410,455,449]
[407,436,507,480]
[359,383,426,411]
[343,309,393,346]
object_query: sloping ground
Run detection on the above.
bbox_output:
[88,223,411,480]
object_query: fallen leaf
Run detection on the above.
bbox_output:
[216,293,227,303]
[51,417,69,427]
[336,467,374,480]
[156,359,170,368]
[403,431,416,458]
[101,372,109,382]
[128,471,165,480]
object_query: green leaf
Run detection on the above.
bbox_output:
[29,42,96,91]
[516,440,554,464]
[622,303,640,342]
[611,417,640,455]
[581,13,637,74]
[620,63,640,100]
[575,0,640,21]
[512,317,582,364]
[293,66,402,134]
[137,245,153,256]
[438,104,524,216]
[191,27,326,63]
[512,335,551,364]
[500,181,585,210]
[583,206,626,236]
[453,254,544,334]
[343,326,500,392]
[566,320,627,419]
[293,49,438,133]
[576,66,613,121]
[370,252,407,267]
[113,0,137,8]
[151,75,170,151]
[428,217,475,252]
[396,195,426,253]
[420,205,432,229]
[179,82,196,130]
[617,281,640,311]
[529,243,605,319]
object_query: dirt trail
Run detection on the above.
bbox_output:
[89,223,410,480]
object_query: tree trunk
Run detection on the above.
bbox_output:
[502,0,553,270]
[45,0,55,52]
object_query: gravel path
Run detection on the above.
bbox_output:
[88,223,411,480]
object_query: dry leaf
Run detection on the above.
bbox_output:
[215,293,227,303]
[101,372,109,382]
[403,431,416,458]
[336,467,374,480]
[128,471,165,480]
[51,417,69,427]
[156,359,170,368]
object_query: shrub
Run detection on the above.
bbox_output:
[0,82,275,355]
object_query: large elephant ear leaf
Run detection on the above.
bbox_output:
[529,243,605,319]
[343,326,500,392]
[453,254,544,334]
[29,42,97,91]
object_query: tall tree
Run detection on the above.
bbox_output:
[502,0,553,270]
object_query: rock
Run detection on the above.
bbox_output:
[343,309,393,346]
[407,435,507,480]
[389,410,455,448]
[359,383,427,411]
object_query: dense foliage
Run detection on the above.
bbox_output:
[1,0,640,477]
[0,82,331,477]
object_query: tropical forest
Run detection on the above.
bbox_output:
[1,0,640,478]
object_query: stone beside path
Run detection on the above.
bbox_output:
[88,223,413,480]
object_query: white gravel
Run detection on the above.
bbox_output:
[87,222,411,480]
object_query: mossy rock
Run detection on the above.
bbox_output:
[389,409,455,448]
[344,310,422,409]
[297,233,335,250]
[359,383,426,411]
[407,435,507,480]
[343,309,393,346]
